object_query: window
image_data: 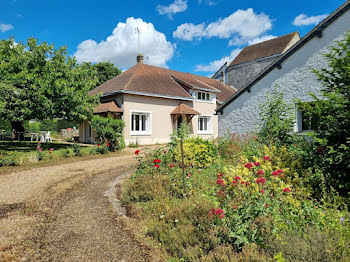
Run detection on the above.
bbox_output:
[131,112,151,135]
[198,116,212,134]
[296,102,319,132]
[197,91,210,101]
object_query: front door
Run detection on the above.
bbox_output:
[177,116,183,129]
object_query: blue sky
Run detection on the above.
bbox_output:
[0,0,345,76]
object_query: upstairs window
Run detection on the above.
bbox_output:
[131,112,151,135]
[197,91,210,101]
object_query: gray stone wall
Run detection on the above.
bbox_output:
[227,55,279,91]
[218,8,349,136]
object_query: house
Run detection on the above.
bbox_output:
[212,32,300,91]
[216,1,350,136]
[80,55,235,145]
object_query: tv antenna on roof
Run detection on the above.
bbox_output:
[135,27,142,54]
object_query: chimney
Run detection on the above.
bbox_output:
[221,71,225,83]
[137,54,144,64]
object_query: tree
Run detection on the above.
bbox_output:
[0,37,99,138]
[258,89,295,146]
[298,32,350,197]
[82,61,121,89]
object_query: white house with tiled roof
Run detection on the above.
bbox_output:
[80,56,235,145]
[217,1,350,136]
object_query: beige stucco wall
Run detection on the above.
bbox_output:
[123,94,218,146]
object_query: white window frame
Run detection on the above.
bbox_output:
[197,115,212,134]
[197,91,210,101]
[130,111,152,136]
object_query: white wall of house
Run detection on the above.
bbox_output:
[219,8,350,136]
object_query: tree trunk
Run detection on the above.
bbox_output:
[11,121,25,141]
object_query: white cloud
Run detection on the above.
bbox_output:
[194,48,241,72]
[157,0,187,19]
[74,17,175,69]
[198,0,221,6]
[0,24,14,32]
[247,35,276,45]
[173,8,272,44]
[293,13,328,26]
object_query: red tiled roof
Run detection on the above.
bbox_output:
[229,32,300,66]
[171,104,200,115]
[93,101,123,114]
[89,63,235,103]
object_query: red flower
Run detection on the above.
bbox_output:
[256,169,265,176]
[153,164,160,169]
[244,162,254,170]
[163,149,167,153]
[283,188,292,193]
[153,159,161,164]
[49,151,52,153]
[264,204,269,208]
[235,176,241,180]
[260,189,265,194]
[241,181,245,185]
[214,208,224,215]
[232,180,237,185]
[216,190,225,197]
[219,214,225,219]
[169,163,175,168]
[245,182,251,186]
[107,143,110,147]
[256,177,266,185]
[280,174,285,178]
[97,144,100,147]
[217,173,223,178]
[187,173,192,178]
[277,169,284,174]
[272,171,279,176]
[263,156,271,161]
[254,162,260,166]
[216,178,225,187]
[135,149,140,155]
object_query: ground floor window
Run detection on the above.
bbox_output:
[296,102,318,132]
[131,112,151,135]
[198,116,212,134]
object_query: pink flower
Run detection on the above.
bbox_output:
[244,162,254,170]
[283,188,292,193]
[263,156,271,161]
[260,189,265,194]
[153,164,160,169]
[187,173,191,178]
[37,145,41,149]
[135,149,140,155]
[256,177,266,185]
[264,204,269,208]
[39,149,42,152]
[256,169,265,176]
[50,148,54,151]
[163,149,167,153]
[254,162,260,166]
[214,208,224,215]
[216,178,225,187]
[235,176,241,180]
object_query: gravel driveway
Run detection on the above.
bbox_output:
[0,151,155,262]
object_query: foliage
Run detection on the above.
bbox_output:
[82,61,121,89]
[0,118,11,130]
[72,144,82,156]
[122,136,350,261]
[173,137,218,168]
[90,115,125,151]
[0,37,99,133]
[94,144,109,154]
[24,119,78,132]
[169,122,191,146]
[258,89,295,146]
[0,152,19,167]
[60,149,70,158]
[298,32,350,198]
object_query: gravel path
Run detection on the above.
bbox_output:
[0,151,155,262]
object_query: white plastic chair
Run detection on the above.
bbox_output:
[45,131,53,142]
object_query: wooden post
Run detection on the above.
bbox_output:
[180,137,186,195]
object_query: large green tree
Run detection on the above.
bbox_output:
[299,32,350,197]
[0,37,99,137]
[82,61,121,89]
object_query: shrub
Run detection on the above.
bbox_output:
[297,32,350,198]
[90,115,125,151]
[0,155,19,167]
[72,144,82,156]
[173,137,218,168]
[94,144,109,154]
[258,89,295,146]
[61,149,70,158]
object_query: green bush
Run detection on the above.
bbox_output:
[60,149,70,158]
[72,144,82,156]
[173,137,218,168]
[0,154,19,167]
[91,115,125,151]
